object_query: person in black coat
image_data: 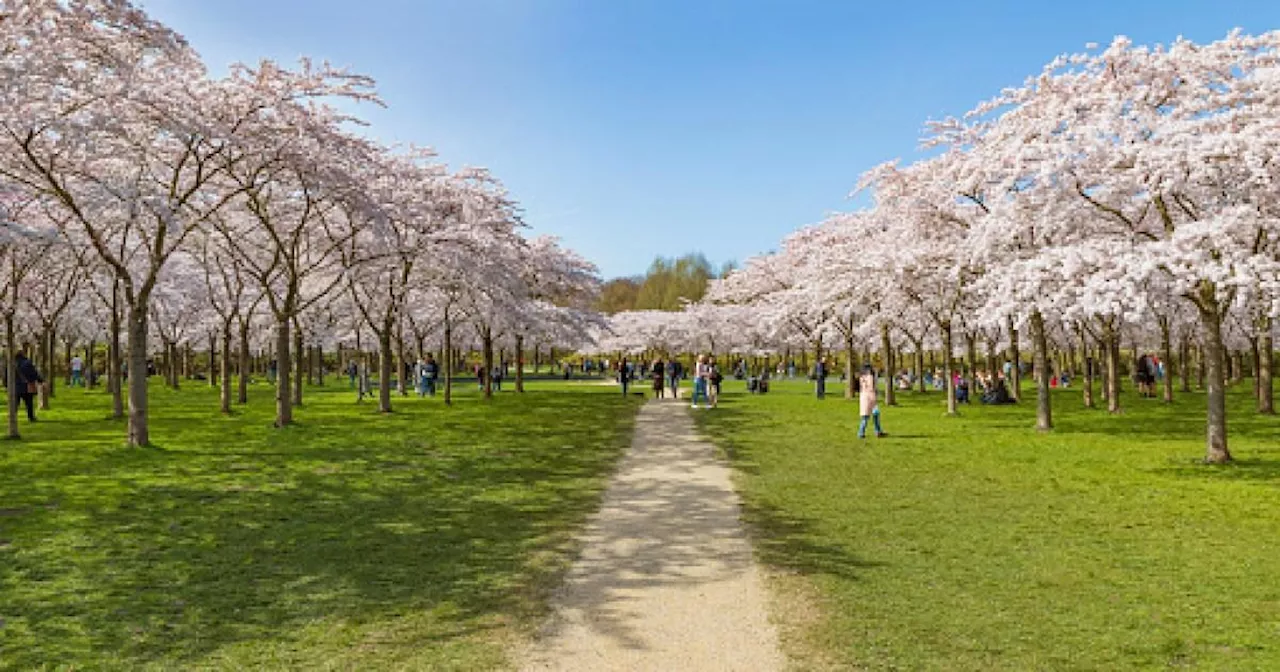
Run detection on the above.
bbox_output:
[13,351,43,422]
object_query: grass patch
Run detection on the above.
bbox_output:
[0,377,641,670]
[695,377,1280,670]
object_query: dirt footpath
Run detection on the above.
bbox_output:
[518,400,784,672]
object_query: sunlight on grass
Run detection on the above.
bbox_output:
[696,377,1280,671]
[0,378,640,670]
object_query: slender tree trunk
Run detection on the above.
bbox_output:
[5,314,19,439]
[1030,310,1052,431]
[482,328,494,400]
[1077,323,1094,409]
[942,320,957,416]
[443,314,453,406]
[292,325,303,407]
[378,325,393,413]
[881,323,896,406]
[237,322,250,405]
[1008,315,1021,402]
[220,323,232,414]
[1259,318,1274,415]
[1104,325,1121,414]
[915,340,926,394]
[1179,334,1191,394]
[516,334,526,393]
[126,305,150,447]
[1197,295,1231,463]
[274,319,292,427]
[844,332,856,399]
[1159,316,1174,404]
[109,286,124,419]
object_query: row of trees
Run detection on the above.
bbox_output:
[598,31,1280,464]
[1,0,600,445]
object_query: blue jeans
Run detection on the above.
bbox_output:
[692,379,708,405]
[858,408,883,438]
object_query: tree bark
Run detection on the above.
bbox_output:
[1007,315,1021,402]
[109,285,124,419]
[844,332,856,400]
[481,327,494,400]
[1077,323,1094,409]
[127,306,150,447]
[1031,310,1052,431]
[515,334,526,393]
[219,324,232,414]
[292,325,303,407]
[378,326,393,413]
[1259,318,1274,415]
[443,313,453,406]
[274,319,292,427]
[942,320,957,416]
[881,323,896,406]
[1103,324,1121,414]
[1196,294,1231,463]
[5,314,19,439]
[237,321,250,405]
[1159,315,1174,404]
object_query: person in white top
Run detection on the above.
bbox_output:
[691,354,711,409]
[70,355,84,387]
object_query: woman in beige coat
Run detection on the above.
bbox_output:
[857,364,886,439]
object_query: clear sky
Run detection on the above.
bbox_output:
[139,0,1280,279]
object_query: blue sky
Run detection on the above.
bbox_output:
[140,0,1280,279]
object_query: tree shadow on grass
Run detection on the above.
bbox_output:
[0,388,639,669]
[1152,457,1280,484]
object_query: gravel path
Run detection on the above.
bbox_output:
[518,400,785,672]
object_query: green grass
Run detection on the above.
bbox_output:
[695,377,1280,671]
[0,377,641,670]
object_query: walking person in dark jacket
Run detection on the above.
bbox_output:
[13,352,43,422]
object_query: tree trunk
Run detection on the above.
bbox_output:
[516,334,526,393]
[1196,295,1231,463]
[481,328,494,400]
[1259,318,1274,415]
[378,325,393,413]
[109,286,124,419]
[942,320,957,416]
[237,322,250,405]
[127,305,150,447]
[5,313,19,439]
[274,319,292,427]
[844,332,856,400]
[1030,310,1052,431]
[1077,323,1094,409]
[1104,324,1121,414]
[292,325,303,407]
[220,323,232,414]
[881,323,896,406]
[1159,315,1174,404]
[1008,315,1021,402]
[443,314,453,406]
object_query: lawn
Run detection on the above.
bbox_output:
[695,377,1280,671]
[0,377,640,670]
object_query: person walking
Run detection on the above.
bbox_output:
[857,364,887,439]
[691,354,711,409]
[13,351,43,422]
[814,356,828,399]
[423,354,439,397]
[668,358,683,399]
[651,358,666,399]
